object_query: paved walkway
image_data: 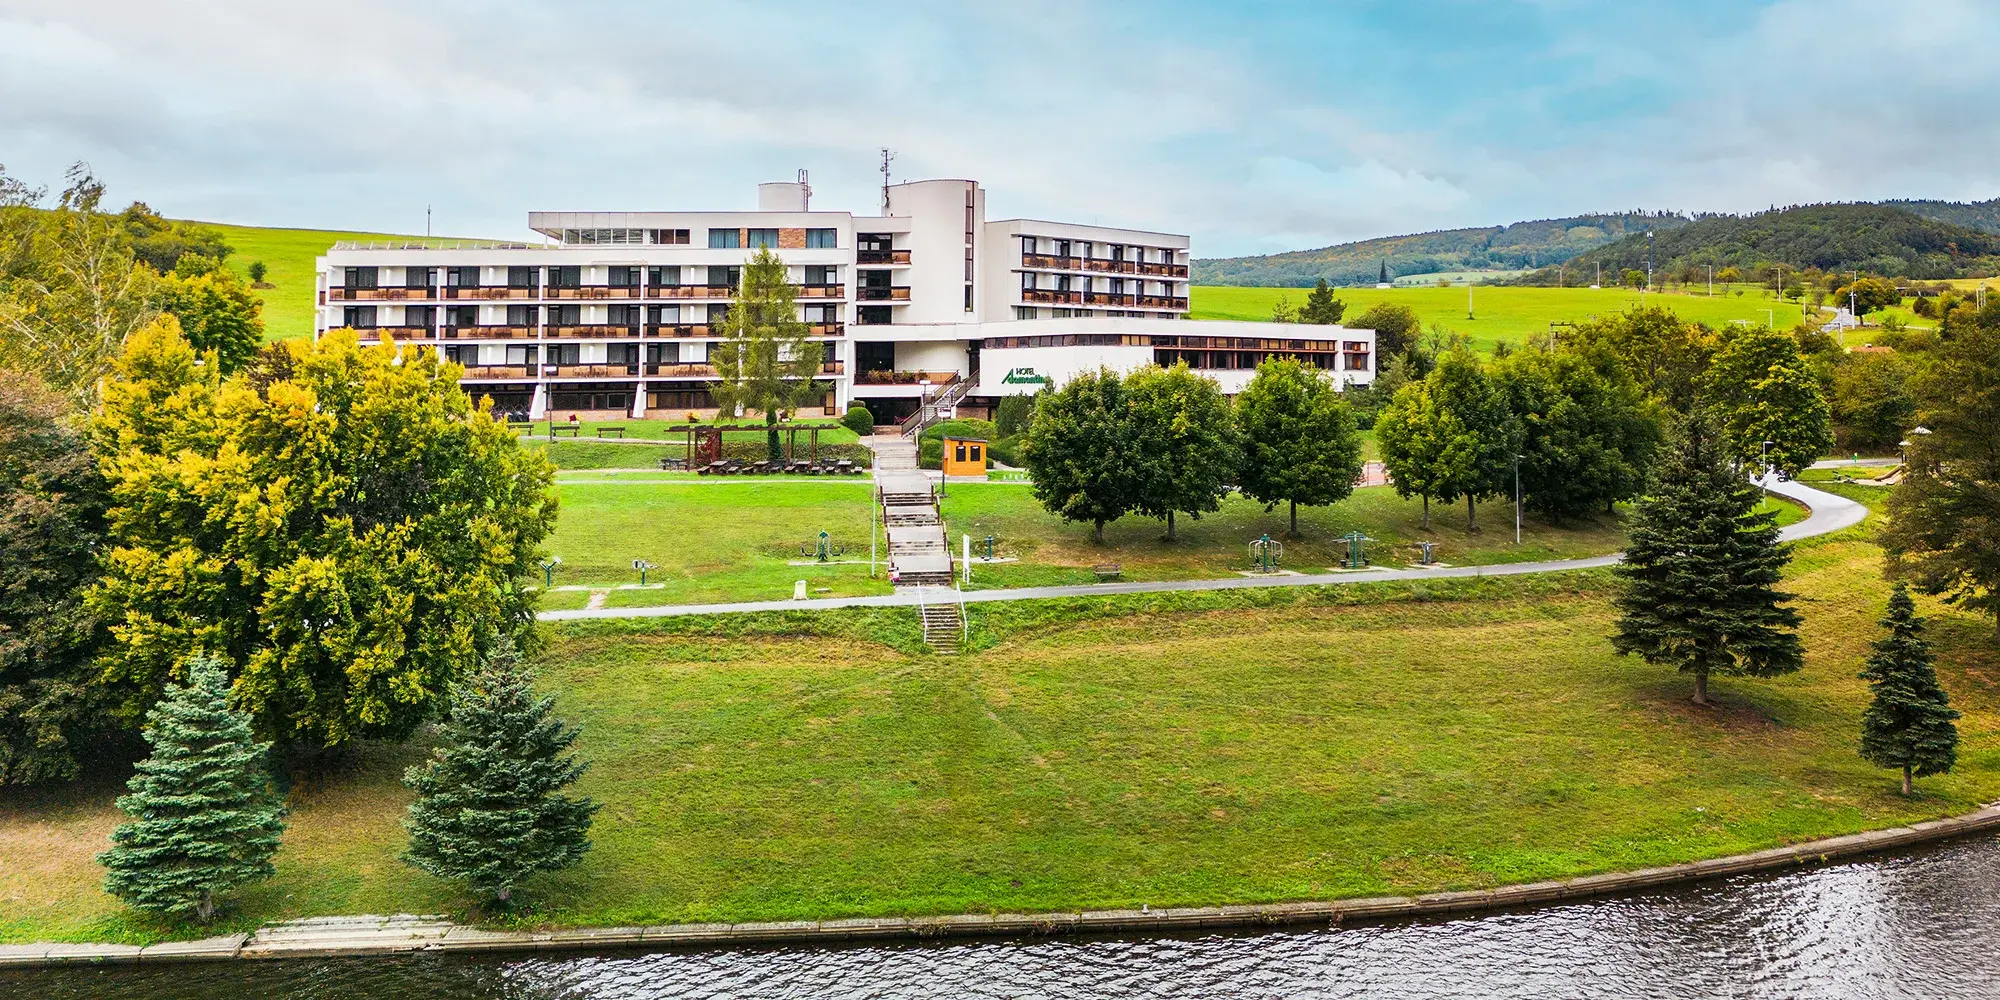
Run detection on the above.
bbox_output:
[538,476,1865,622]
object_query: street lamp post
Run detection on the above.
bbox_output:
[1760,440,1775,509]
[1513,453,1525,545]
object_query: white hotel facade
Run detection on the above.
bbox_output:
[313,177,1374,423]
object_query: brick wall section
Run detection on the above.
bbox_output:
[779,228,806,249]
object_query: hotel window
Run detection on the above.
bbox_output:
[805,265,837,286]
[746,228,779,249]
[607,266,639,288]
[343,305,377,328]
[706,265,739,289]
[446,306,476,328]
[446,266,480,288]
[404,267,432,290]
[708,228,741,249]
[507,305,534,326]
[649,228,690,245]
[344,266,378,289]
[507,266,536,289]
[546,304,581,326]
[547,266,581,289]
[608,304,640,326]
[858,305,891,325]
[964,286,973,310]
[1020,272,1036,290]
[803,304,838,324]
[406,305,437,327]
[708,303,731,327]
[647,265,681,287]
[805,228,837,249]
[858,232,892,252]
[1021,236,1037,256]
[1054,240,1070,258]
[1014,306,1039,320]
[649,304,681,324]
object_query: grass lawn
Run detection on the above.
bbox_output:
[1191,285,1808,351]
[543,480,890,605]
[200,222,428,344]
[7,518,1997,943]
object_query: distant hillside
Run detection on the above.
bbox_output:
[1194,212,1692,288]
[197,222,438,341]
[1886,197,2000,234]
[1510,204,2000,284]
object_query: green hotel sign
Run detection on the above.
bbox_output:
[1001,367,1050,386]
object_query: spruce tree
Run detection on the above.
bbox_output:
[1859,583,1959,795]
[98,655,286,922]
[403,639,598,906]
[1612,412,1803,705]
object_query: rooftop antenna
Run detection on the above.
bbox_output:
[797,168,811,211]
[879,148,896,215]
[426,205,432,238]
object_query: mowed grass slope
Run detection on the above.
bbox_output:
[200,222,433,343]
[6,526,1997,943]
[1191,285,1808,351]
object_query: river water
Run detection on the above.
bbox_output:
[9,835,1998,999]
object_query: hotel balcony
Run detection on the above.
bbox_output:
[324,286,437,302]
[544,364,644,379]
[856,286,911,301]
[442,325,536,340]
[544,285,643,300]
[646,323,718,338]
[853,369,960,385]
[641,363,718,378]
[459,365,538,380]
[546,325,643,339]
[643,285,737,300]
[1021,288,1083,305]
[1021,254,1189,279]
[443,286,539,300]
[354,325,436,341]
[1137,295,1191,310]
[796,284,845,300]
[855,249,912,265]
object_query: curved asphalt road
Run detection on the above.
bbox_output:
[537,476,1867,622]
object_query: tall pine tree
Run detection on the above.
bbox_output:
[98,655,286,922]
[1612,412,1803,705]
[403,639,597,906]
[1858,583,1959,795]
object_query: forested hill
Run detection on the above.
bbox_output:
[1509,203,2000,284]
[1193,212,1690,287]
[1886,197,2000,234]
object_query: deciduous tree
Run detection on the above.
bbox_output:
[1126,363,1241,540]
[98,655,285,922]
[711,247,824,461]
[1022,368,1139,543]
[1858,584,1959,795]
[1235,357,1363,535]
[403,639,596,906]
[1494,346,1660,521]
[158,257,264,375]
[89,324,558,750]
[1612,413,1803,705]
[1831,351,1914,451]
[1348,302,1420,365]
[1700,325,1834,477]
[0,372,107,785]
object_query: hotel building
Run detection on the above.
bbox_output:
[313,176,1373,425]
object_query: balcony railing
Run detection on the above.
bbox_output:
[642,363,718,378]
[352,325,435,340]
[546,325,643,339]
[544,285,642,300]
[1138,296,1191,310]
[856,249,911,265]
[1086,292,1137,307]
[544,364,642,378]
[460,365,538,380]
[646,323,717,338]
[444,286,538,300]
[1021,289,1083,305]
[442,325,536,340]
[1021,255,1188,279]
[856,286,911,301]
[1141,262,1191,278]
[854,369,960,385]
[643,285,737,300]
[796,284,845,300]
[326,286,437,301]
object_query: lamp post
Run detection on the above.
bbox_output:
[1513,453,1525,545]
[1760,440,1775,509]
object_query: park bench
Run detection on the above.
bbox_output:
[1092,563,1122,581]
[596,426,625,439]
[550,425,580,438]
[658,456,687,471]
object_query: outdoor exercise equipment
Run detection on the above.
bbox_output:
[539,555,563,588]
[631,558,655,586]
[982,534,996,560]
[800,530,845,562]
[1248,534,1284,573]
[1340,531,1375,569]
[1415,541,1438,565]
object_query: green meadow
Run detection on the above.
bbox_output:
[205,222,439,343]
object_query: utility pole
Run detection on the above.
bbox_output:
[879,148,896,215]
[1645,230,1654,294]
[426,205,432,238]
[1707,264,1713,296]
[1595,262,1601,289]
[1513,453,1524,545]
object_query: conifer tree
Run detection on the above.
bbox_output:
[98,655,286,922]
[1612,412,1803,705]
[1299,278,1346,325]
[711,246,824,461]
[403,639,597,906]
[1859,583,1959,795]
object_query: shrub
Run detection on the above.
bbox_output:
[841,403,874,436]
[994,396,1034,437]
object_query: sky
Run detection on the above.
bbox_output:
[2,0,1995,258]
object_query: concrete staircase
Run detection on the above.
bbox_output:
[918,589,965,654]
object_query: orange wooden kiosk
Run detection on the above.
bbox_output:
[940,436,989,477]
